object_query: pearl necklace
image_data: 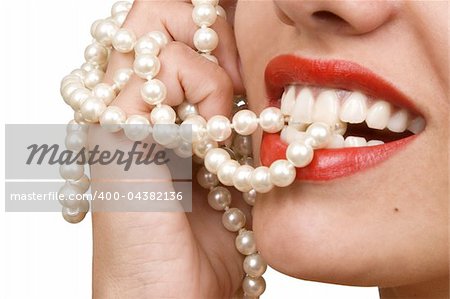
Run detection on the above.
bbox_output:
[58,1,339,297]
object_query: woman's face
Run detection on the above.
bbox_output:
[233,0,448,288]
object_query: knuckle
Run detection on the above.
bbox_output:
[163,41,192,57]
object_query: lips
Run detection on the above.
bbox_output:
[261,55,421,181]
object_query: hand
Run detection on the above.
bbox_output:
[90,1,249,298]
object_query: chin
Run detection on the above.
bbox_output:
[252,144,448,288]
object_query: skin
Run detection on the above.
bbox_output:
[91,1,449,298]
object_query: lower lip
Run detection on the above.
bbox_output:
[260,133,417,181]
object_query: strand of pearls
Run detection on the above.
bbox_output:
[58,121,91,223]
[58,2,339,298]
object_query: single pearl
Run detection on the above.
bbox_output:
[180,115,207,143]
[113,11,128,27]
[201,53,219,64]
[196,167,219,189]
[208,186,232,211]
[80,62,98,73]
[147,31,169,48]
[90,19,103,39]
[216,5,227,19]
[93,83,116,105]
[222,208,246,232]
[192,0,219,5]
[150,105,176,124]
[152,124,179,146]
[192,3,217,27]
[333,121,347,136]
[100,106,126,132]
[67,119,89,134]
[59,163,84,181]
[193,138,218,159]
[61,82,84,104]
[65,197,89,213]
[94,19,119,46]
[112,28,136,53]
[135,35,161,56]
[235,230,257,255]
[70,69,87,80]
[174,141,193,158]
[221,147,237,161]
[269,159,296,187]
[61,74,82,89]
[306,122,332,149]
[243,253,267,277]
[243,189,256,206]
[259,107,284,133]
[84,43,108,65]
[70,175,91,193]
[123,115,151,141]
[207,115,232,142]
[232,135,253,157]
[65,131,88,152]
[177,102,198,121]
[242,276,266,297]
[62,206,88,224]
[74,111,86,124]
[134,54,161,80]
[204,148,230,174]
[111,1,132,17]
[113,68,133,90]
[141,79,167,106]
[232,165,254,193]
[232,110,258,136]
[286,141,314,168]
[193,28,219,53]
[69,88,90,110]
[84,69,105,90]
[217,159,240,186]
[80,97,107,123]
[58,183,83,209]
[250,166,273,193]
[164,135,181,150]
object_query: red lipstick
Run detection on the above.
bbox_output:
[261,55,419,181]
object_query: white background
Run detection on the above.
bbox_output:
[0,1,379,298]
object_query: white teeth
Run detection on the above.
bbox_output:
[327,134,345,149]
[367,140,385,146]
[366,100,392,130]
[280,126,308,144]
[387,109,409,133]
[407,116,425,134]
[281,85,424,148]
[344,136,367,148]
[281,86,296,116]
[313,90,340,125]
[291,87,314,124]
[339,91,368,124]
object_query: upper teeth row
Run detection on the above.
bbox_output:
[280,85,425,135]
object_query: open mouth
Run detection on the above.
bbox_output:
[279,85,425,147]
[261,55,425,181]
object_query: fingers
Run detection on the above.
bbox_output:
[104,0,243,93]
[112,41,233,119]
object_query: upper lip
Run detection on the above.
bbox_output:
[265,54,420,115]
